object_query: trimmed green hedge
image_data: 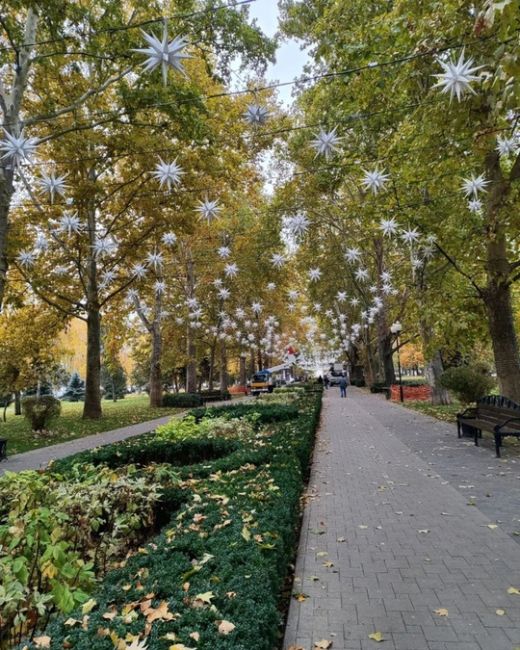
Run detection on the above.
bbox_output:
[162,392,203,407]
[22,394,322,650]
[188,401,299,424]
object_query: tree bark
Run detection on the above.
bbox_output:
[249,348,256,376]
[149,322,162,407]
[219,343,228,392]
[14,391,21,415]
[186,325,197,393]
[83,305,102,418]
[419,318,450,405]
[239,354,247,387]
[484,281,520,401]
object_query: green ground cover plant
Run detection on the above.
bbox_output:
[1,388,322,650]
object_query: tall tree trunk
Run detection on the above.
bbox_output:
[484,282,520,401]
[257,348,263,371]
[249,348,256,376]
[419,319,450,405]
[186,325,197,393]
[149,322,162,407]
[373,237,396,386]
[239,354,247,387]
[219,343,228,392]
[14,391,21,415]
[208,338,217,390]
[83,202,102,419]
[84,305,102,418]
[0,9,38,310]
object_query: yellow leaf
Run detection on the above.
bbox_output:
[189,632,200,641]
[487,524,498,529]
[217,620,236,635]
[496,609,505,616]
[434,608,449,617]
[33,637,51,649]
[102,610,117,621]
[288,646,306,650]
[323,561,334,568]
[64,618,80,626]
[82,599,97,614]
[241,526,251,541]
[293,592,309,602]
[507,586,520,595]
[169,645,195,650]
[314,641,332,649]
[194,591,214,604]
[368,631,384,642]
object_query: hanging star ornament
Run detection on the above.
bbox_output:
[433,50,483,102]
[243,104,270,125]
[271,253,285,268]
[134,22,191,84]
[152,158,184,190]
[461,173,489,197]
[162,232,177,246]
[496,136,518,157]
[218,245,231,259]
[132,263,147,279]
[379,217,399,237]
[361,167,390,195]
[308,268,321,282]
[17,250,36,267]
[311,127,342,159]
[0,129,39,166]
[224,262,238,278]
[37,172,68,203]
[401,227,421,245]
[93,238,116,257]
[467,198,483,213]
[58,213,81,236]
[196,198,221,223]
[146,250,163,270]
[345,247,361,263]
[285,213,309,238]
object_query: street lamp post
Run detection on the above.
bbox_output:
[390,321,404,402]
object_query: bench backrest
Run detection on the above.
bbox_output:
[476,395,520,430]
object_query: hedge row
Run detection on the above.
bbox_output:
[23,393,322,650]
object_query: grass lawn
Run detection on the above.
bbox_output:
[402,399,462,423]
[0,394,181,455]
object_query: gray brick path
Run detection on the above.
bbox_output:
[284,388,520,650]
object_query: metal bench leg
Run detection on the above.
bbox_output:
[494,433,501,458]
[474,429,480,446]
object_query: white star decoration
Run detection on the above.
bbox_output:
[379,217,399,237]
[0,129,38,166]
[162,232,177,246]
[496,136,518,157]
[196,198,221,223]
[224,263,238,278]
[17,250,36,267]
[244,104,270,125]
[58,213,81,236]
[362,167,390,195]
[433,50,483,102]
[251,301,263,314]
[146,250,163,270]
[311,127,342,159]
[93,239,116,257]
[345,247,361,262]
[152,158,184,190]
[154,280,166,295]
[218,287,230,300]
[271,253,285,268]
[461,174,489,197]
[132,263,147,279]
[267,282,276,291]
[285,213,309,238]
[37,172,68,203]
[309,268,321,281]
[467,198,483,213]
[336,291,347,302]
[355,267,369,281]
[218,246,231,259]
[401,228,421,245]
[134,23,191,84]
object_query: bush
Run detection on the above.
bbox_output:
[440,365,495,405]
[20,392,322,650]
[162,392,203,407]
[198,389,231,401]
[61,371,85,401]
[21,395,61,430]
[188,402,299,424]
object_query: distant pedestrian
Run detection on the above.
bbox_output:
[339,374,347,398]
[317,375,323,385]
[324,374,330,390]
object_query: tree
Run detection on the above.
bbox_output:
[62,372,85,402]
[101,362,127,401]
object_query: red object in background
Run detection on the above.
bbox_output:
[390,384,432,401]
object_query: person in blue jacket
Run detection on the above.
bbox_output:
[339,374,347,398]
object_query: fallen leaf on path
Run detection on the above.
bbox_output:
[337,537,346,542]
[358,525,368,529]
[418,529,430,534]
[496,609,505,616]
[434,608,449,617]
[314,641,332,649]
[323,561,334,568]
[368,631,384,642]
[33,637,51,649]
[507,586,520,595]
[293,592,309,602]
[487,524,498,529]
[288,646,306,650]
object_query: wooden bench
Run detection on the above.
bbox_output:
[457,395,520,457]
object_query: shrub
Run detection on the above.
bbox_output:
[21,395,61,430]
[20,392,322,650]
[61,371,85,402]
[162,392,203,407]
[188,402,299,424]
[440,365,495,405]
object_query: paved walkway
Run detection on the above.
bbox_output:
[284,388,520,650]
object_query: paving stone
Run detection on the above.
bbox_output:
[283,389,520,650]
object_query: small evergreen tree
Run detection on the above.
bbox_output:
[62,372,86,402]
[102,363,127,401]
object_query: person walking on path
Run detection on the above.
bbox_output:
[323,374,330,390]
[339,373,347,397]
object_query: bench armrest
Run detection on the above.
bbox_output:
[457,407,477,419]
[494,417,520,433]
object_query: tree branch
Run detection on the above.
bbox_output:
[434,242,484,298]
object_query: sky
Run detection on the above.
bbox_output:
[247,0,309,107]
